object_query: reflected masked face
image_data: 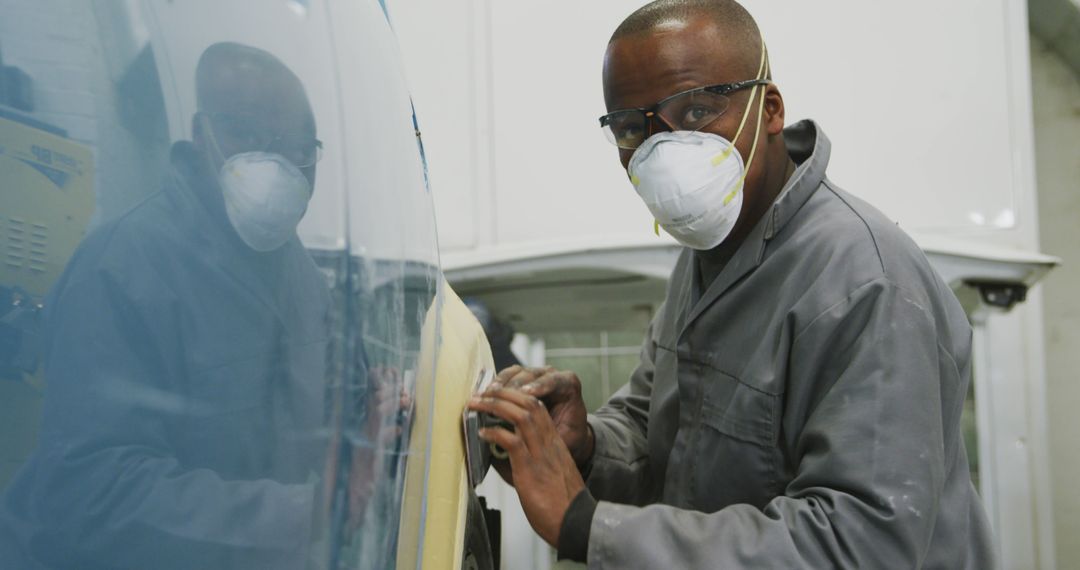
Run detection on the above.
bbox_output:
[191,53,320,252]
[194,64,318,189]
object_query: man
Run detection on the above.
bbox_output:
[467,1,996,567]
[1,43,334,569]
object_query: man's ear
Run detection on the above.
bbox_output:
[763,85,785,136]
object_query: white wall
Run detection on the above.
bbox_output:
[391,0,1043,255]
[1031,36,1080,570]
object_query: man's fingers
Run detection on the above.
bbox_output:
[518,371,558,399]
[478,426,524,459]
[488,385,545,409]
[490,365,573,400]
[493,365,523,388]
[522,370,578,403]
[502,367,541,390]
[469,388,555,452]
[468,392,531,430]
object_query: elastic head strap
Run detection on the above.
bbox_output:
[709,38,769,167]
[720,40,770,206]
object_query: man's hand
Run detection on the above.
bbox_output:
[467,387,585,547]
[493,365,595,468]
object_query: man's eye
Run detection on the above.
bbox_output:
[680,106,716,128]
[615,125,643,142]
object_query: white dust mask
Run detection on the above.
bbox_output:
[628,131,749,250]
[626,43,770,250]
[219,152,312,252]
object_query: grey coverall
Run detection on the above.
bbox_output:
[584,120,996,568]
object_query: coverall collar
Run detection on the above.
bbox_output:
[682,119,831,331]
[764,119,831,240]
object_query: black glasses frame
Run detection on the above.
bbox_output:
[598,78,771,131]
[205,111,324,168]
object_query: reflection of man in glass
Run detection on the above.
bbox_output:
[1,43,331,569]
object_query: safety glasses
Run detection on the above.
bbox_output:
[598,78,770,150]
[206,112,324,168]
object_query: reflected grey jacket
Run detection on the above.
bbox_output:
[585,121,995,569]
[1,143,329,570]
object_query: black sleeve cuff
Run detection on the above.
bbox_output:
[557,488,597,563]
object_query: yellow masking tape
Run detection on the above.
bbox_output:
[396,279,494,570]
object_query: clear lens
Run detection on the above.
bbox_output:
[601,110,648,150]
[657,89,731,132]
[600,87,735,150]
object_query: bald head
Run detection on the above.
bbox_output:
[195,42,310,116]
[610,0,764,80]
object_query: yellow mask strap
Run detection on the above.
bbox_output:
[732,48,770,188]
[710,38,769,168]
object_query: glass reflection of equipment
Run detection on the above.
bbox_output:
[0,49,97,490]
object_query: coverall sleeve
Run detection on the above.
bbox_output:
[584,312,660,506]
[25,265,316,570]
[585,278,956,569]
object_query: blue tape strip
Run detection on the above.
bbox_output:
[410,99,431,193]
